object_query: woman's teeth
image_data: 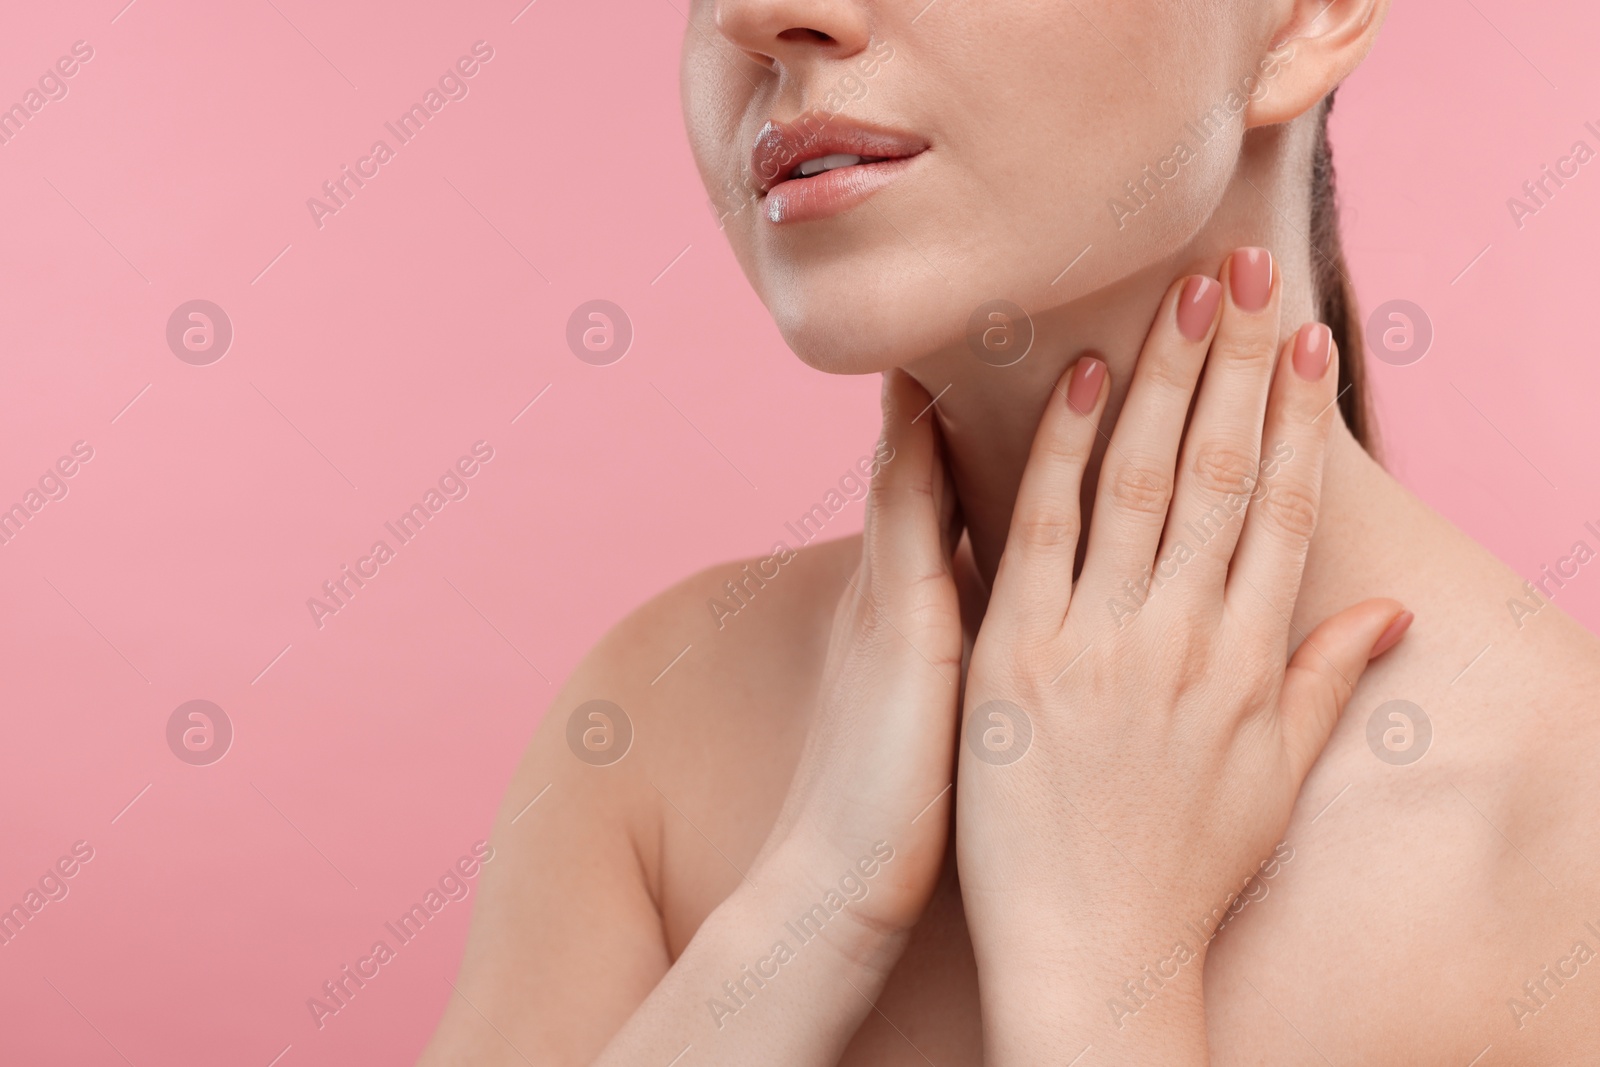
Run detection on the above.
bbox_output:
[791,153,888,179]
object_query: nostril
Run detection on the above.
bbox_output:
[776,27,834,43]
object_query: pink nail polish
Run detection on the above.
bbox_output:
[1370,610,1414,658]
[1176,276,1222,341]
[1230,247,1273,312]
[1293,323,1332,380]
[1067,355,1105,414]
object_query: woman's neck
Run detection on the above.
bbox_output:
[900,207,1420,638]
[904,231,1320,583]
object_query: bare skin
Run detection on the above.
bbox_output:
[419,395,1600,1065]
[419,0,1600,1060]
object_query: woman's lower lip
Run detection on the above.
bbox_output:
[761,154,921,224]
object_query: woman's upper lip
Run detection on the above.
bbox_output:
[750,118,927,196]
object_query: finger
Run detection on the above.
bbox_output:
[1279,598,1414,785]
[989,353,1108,629]
[860,369,951,606]
[1154,247,1282,603]
[1075,271,1221,603]
[1226,322,1338,643]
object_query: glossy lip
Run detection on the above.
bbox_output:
[762,155,922,224]
[751,117,928,223]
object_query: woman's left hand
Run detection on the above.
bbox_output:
[955,251,1413,1064]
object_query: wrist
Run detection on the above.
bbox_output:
[983,977,1209,1067]
[738,836,913,982]
[971,905,1213,1066]
[597,838,915,1061]
[980,935,1210,1067]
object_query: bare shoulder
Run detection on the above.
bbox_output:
[421,536,864,1065]
[564,531,862,739]
[1486,611,1600,868]
[531,534,862,934]
[1471,616,1600,1060]
[527,530,861,781]
[1206,595,1600,1065]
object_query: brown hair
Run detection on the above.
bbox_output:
[1308,87,1378,456]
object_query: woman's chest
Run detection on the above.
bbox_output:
[820,805,1537,1066]
[663,742,1563,1067]
[656,614,1594,1065]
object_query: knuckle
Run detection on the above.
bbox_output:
[1256,479,1320,542]
[865,466,894,514]
[1238,663,1283,712]
[864,542,936,601]
[1006,623,1059,665]
[1190,439,1260,498]
[853,568,953,643]
[865,461,894,502]
[1139,350,1197,395]
[1038,424,1090,467]
[898,562,954,605]
[1211,329,1277,370]
[1160,618,1215,676]
[898,598,964,671]
[1105,459,1174,517]
[866,464,931,516]
[1011,506,1081,551]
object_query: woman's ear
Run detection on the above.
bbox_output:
[1244,0,1390,128]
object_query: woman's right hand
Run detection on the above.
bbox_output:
[582,369,964,1067]
[753,366,966,948]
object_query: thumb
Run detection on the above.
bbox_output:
[862,369,944,591]
[1280,598,1413,784]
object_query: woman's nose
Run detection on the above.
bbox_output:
[712,0,872,69]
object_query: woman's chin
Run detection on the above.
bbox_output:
[770,288,964,377]
[777,316,924,376]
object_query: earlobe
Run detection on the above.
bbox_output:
[1244,0,1390,128]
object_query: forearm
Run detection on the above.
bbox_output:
[974,913,1212,1067]
[594,844,908,1067]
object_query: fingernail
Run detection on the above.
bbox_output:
[1176,276,1222,341]
[1294,323,1333,380]
[1230,247,1273,312]
[1067,355,1106,414]
[1370,610,1414,658]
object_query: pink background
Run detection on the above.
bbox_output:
[1,0,1596,1063]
